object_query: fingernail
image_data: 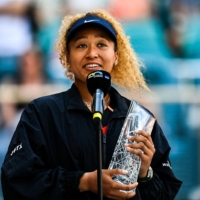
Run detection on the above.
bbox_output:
[122,170,128,174]
[135,130,139,133]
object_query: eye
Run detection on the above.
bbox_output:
[77,44,87,48]
[97,43,107,47]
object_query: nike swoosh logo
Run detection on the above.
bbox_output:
[84,19,100,23]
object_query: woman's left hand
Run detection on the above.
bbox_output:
[124,130,155,178]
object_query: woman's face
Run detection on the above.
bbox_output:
[67,26,118,85]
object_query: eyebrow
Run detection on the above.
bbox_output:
[73,34,109,42]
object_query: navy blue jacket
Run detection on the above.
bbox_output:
[1,84,182,199]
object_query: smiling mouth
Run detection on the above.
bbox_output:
[84,64,101,69]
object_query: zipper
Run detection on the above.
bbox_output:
[102,115,125,168]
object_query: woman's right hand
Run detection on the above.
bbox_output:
[79,169,138,200]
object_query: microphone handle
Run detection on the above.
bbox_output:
[92,89,104,120]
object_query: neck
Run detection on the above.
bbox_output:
[74,81,110,110]
[83,94,110,110]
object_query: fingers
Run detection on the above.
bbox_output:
[132,130,154,145]
[108,190,136,200]
[104,180,138,200]
[108,187,137,200]
[101,169,138,199]
[124,130,155,175]
[115,181,138,192]
[126,130,155,154]
[106,168,129,177]
[125,141,155,156]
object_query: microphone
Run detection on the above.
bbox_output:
[86,70,111,121]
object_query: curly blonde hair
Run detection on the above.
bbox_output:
[55,10,150,92]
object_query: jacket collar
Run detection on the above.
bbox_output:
[109,87,130,117]
[65,83,130,117]
[65,83,88,110]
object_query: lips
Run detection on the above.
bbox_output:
[84,63,101,69]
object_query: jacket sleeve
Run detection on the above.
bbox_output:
[1,102,85,200]
[137,120,182,200]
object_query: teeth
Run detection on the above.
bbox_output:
[85,64,99,68]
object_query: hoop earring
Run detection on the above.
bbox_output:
[67,65,74,81]
[71,73,75,80]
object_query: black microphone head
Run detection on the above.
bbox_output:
[86,70,111,97]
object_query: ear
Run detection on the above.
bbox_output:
[66,53,71,66]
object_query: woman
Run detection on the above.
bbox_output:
[1,10,182,199]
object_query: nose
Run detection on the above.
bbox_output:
[86,45,98,59]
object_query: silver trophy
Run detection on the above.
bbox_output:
[108,100,155,193]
